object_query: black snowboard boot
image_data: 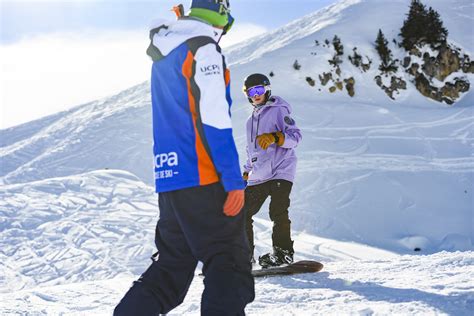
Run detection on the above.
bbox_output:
[258,247,294,268]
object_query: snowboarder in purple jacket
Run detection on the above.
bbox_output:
[242,73,302,268]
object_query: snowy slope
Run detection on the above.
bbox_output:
[0,83,153,185]
[1,0,474,314]
[1,0,473,254]
[0,170,157,293]
[1,251,473,315]
[0,171,473,315]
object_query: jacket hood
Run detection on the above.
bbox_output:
[150,18,223,57]
[253,96,292,115]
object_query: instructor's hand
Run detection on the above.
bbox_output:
[223,190,244,217]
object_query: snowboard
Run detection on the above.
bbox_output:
[252,260,323,278]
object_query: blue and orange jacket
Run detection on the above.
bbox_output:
[146,18,244,193]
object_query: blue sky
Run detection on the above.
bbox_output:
[1,0,336,43]
[1,0,337,129]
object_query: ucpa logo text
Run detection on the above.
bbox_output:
[201,64,221,75]
[155,152,178,168]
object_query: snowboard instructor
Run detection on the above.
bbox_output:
[242,74,302,268]
[114,1,255,315]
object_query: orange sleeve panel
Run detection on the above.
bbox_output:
[225,68,231,87]
[182,51,219,186]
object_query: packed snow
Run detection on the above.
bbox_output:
[1,0,473,314]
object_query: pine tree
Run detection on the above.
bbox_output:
[425,7,448,46]
[375,29,398,73]
[400,0,429,50]
[332,35,344,56]
[293,60,301,70]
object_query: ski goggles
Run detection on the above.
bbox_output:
[246,85,268,98]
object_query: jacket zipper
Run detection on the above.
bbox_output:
[254,114,261,149]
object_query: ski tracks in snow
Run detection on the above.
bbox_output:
[299,106,474,174]
[0,170,158,293]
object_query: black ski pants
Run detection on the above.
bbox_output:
[114,183,255,316]
[244,179,294,253]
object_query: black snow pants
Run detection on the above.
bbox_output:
[114,182,255,316]
[244,179,294,254]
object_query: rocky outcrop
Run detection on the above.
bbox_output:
[319,72,333,86]
[348,48,372,72]
[403,43,472,104]
[421,43,461,81]
[306,77,316,87]
[415,73,469,105]
[403,56,411,68]
[440,79,470,100]
[375,75,407,99]
[344,77,355,97]
[461,55,474,73]
[408,63,420,76]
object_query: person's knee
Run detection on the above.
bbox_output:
[270,209,291,223]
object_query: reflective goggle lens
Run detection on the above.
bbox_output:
[246,85,266,98]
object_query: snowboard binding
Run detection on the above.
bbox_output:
[258,247,294,268]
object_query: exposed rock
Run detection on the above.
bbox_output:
[441,78,470,99]
[441,82,459,99]
[436,43,461,81]
[375,75,383,87]
[336,81,343,91]
[306,77,316,87]
[408,63,420,76]
[406,43,471,104]
[442,97,455,105]
[463,61,474,74]
[391,76,407,90]
[417,44,462,81]
[329,86,337,93]
[328,55,343,68]
[375,74,407,100]
[319,72,333,86]
[422,56,438,78]
[361,58,372,72]
[455,78,470,93]
[414,73,469,105]
[409,47,422,57]
[415,73,433,99]
[335,67,342,76]
[344,77,355,97]
[403,56,411,68]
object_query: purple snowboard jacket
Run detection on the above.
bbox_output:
[243,96,302,186]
